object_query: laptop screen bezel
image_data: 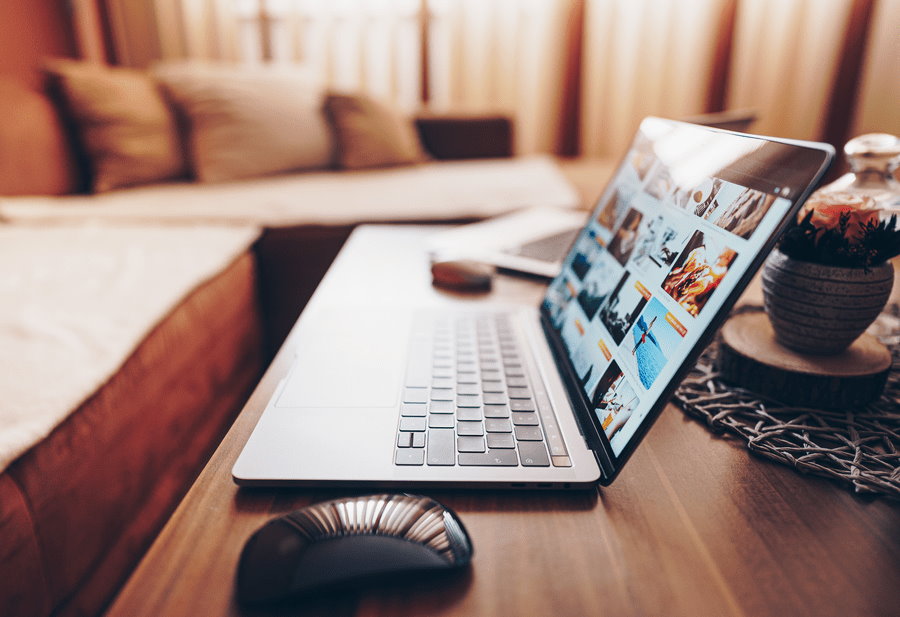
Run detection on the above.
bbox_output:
[538,118,834,485]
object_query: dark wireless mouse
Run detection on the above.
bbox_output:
[431,259,494,292]
[236,493,473,604]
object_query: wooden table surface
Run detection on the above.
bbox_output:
[106,226,900,617]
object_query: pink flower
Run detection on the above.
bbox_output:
[800,192,880,242]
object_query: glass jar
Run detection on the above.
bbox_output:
[811,133,900,211]
[798,133,900,238]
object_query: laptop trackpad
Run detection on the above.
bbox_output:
[275,309,407,408]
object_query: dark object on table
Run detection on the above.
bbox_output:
[236,494,473,604]
[431,259,494,291]
[718,312,891,409]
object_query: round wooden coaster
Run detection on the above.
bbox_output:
[718,312,892,410]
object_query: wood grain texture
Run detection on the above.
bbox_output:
[106,227,900,617]
[719,312,891,409]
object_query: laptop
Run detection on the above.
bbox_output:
[427,206,586,279]
[423,111,761,280]
[233,118,833,488]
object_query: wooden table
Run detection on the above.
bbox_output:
[106,226,900,617]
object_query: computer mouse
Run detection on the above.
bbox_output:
[236,493,473,604]
[431,259,494,292]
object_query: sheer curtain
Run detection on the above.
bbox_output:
[102,0,897,156]
[578,0,896,155]
[105,0,573,154]
[426,0,572,153]
[579,0,729,158]
[726,0,853,141]
[851,0,900,137]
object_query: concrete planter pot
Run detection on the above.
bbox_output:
[762,249,894,354]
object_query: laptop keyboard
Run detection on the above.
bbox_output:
[395,313,571,468]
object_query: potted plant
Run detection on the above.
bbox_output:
[762,133,900,355]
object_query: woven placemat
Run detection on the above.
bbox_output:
[673,303,900,499]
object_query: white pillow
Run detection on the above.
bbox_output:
[153,63,334,183]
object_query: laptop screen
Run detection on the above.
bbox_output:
[541,117,831,468]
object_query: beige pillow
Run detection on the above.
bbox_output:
[153,63,334,183]
[325,93,428,170]
[44,60,187,192]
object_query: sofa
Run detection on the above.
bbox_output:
[0,65,586,617]
[0,63,585,351]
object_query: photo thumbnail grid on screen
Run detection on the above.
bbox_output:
[543,123,791,456]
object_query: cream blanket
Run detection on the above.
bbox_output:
[0,156,577,226]
[0,224,259,472]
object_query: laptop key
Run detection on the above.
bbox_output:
[400,403,427,417]
[536,389,568,457]
[457,362,478,373]
[397,432,414,447]
[457,421,484,436]
[456,383,480,396]
[518,441,551,467]
[399,417,427,431]
[510,399,536,412]
[429,414,455,429]
[457,373,479,384]
[483,392,508,405]
[507,387,533,399]
[403,388,428,404]
[482,382,505,393]
[432,377,455,389]
[514,426,543,441]
[505,376,528,387]
[395,449,425,465]
[458,449,519,466]
[429,400,455,413]
[411,433,425,447]
[456,394,482,408]
[483,404,510,418]
[431,388,454,401]
[457,436,486,453]
[426,429,456,465]
[481,370,502,381]
[456,407,483,421]
[487,433,515,449]
[511,412,539,426]
[485,418,512,433]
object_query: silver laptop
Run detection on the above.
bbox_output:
[233,118,833,489]
[427,206,586,279]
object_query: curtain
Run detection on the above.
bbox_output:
[851,0,900,136]
[426,0,573,153]
[579,0,729,158]
[100,0,898,156]
[104,0,573,154]
[726,0,853,141]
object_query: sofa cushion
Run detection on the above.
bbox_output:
[325,93,428,169]
[154,63,334,183]
[0,156,580,227]
[44,60,187,193]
